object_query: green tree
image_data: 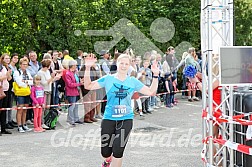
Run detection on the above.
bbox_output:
[0,0,251,57]
[235,0,252,45]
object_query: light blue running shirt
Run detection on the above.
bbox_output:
[97,75,144,120]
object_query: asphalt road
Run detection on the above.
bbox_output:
[0,97,203,167]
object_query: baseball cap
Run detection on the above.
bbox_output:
[100,50,110,56]
[167,46,174,51]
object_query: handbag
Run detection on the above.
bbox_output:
[0,81,6,100]
[13,82,31,96]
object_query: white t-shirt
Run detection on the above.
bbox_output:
[37,70,52,92]
[127,66,135,76]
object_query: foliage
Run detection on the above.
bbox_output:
[0,0,251,59]
[235,0,252,45]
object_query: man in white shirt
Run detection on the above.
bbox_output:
[27,51,41,78]
[99,50,111,76]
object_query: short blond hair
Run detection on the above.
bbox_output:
[188,47,195,54]
[19,57,29,65]
[117,54,131,63]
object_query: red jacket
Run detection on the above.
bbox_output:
[65,70,81,96]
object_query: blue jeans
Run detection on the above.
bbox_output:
[16,96,30,105]
[149,96,156,108]
[182,74,187,96]
[170,94,174,104]
[165,94,171,106]
[52,81,60,107]
[67,96,79,124]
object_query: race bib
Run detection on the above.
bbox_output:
[112,105,129,118]
[35,90,44,98]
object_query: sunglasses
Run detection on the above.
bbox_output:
[83,55,97,58]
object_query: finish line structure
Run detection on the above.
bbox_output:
[201,0,234,166]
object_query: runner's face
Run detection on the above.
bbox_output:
[117,58,130,74]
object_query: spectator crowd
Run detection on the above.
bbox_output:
[0,46,202,135]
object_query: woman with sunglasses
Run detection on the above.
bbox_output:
[84,53,159,167]
[13,57,33,133]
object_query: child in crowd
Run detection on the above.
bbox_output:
[138,59,152,114]
[30,75,46,132]
[165,73,174,108]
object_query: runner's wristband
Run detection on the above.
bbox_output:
[153,76,159,78]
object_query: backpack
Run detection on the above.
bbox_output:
[44,108,59,129]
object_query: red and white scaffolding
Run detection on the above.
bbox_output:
[201,0,234,166]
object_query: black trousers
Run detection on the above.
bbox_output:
[141,97,149,112]
[101,119,133,158]
[26,97,33,121]
[0,104,6,132]
[0,91,10,132]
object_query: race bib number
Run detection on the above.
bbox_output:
[112,105,129,118]
[35,90,44,98]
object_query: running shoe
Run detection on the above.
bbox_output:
[101,157,112,167]
[18,126,25,133]
[23,125,32,132]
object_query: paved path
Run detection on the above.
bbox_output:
[0,98,203,167]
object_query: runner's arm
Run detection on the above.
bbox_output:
[139,77,158,96]
[84,66,102,90]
